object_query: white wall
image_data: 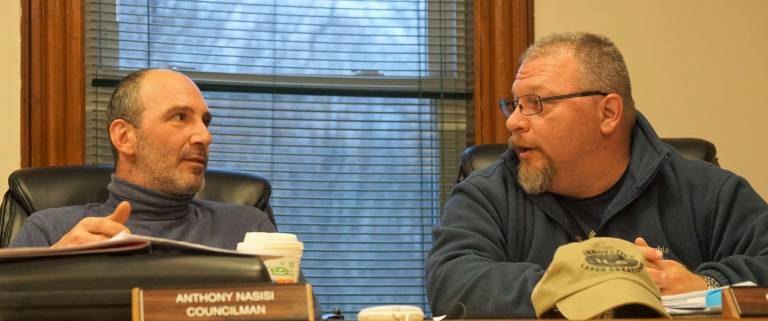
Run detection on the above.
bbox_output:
[535,0,768,200]
[0,1,21,193]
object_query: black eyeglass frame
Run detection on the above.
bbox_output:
[499,91,608,117]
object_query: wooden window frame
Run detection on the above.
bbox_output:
[21,0,85,167]
[20,0,531,165]
[474,0,534,144]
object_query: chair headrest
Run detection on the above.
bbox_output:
[9,165,114,214]
[8,165,273,214]
[660,138,718,166]
[457,144,509,183]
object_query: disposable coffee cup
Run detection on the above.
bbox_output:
[237,232,303,284]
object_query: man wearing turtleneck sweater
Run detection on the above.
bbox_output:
[9,68,275,249]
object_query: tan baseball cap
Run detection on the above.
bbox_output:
[531,237,670,319]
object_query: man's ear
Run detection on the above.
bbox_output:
[109,119,137,157]
[599,93,624,135]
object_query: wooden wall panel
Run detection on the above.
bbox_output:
[473,0,533,145]
[21,0,84,167]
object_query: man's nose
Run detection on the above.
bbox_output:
[192,121,213,146]
[505,106,529,134]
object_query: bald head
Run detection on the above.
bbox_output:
[106,68,197,162]
[107,68,212,194]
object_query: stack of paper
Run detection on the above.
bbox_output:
[662,282,756,315]
[662,288,722,315]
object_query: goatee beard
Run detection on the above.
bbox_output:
[508,135,556,194]
[517,162,555,194]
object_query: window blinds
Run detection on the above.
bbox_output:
[85,0,473,317]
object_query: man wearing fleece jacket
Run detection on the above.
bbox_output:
[426,32,768,318]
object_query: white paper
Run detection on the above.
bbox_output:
[110,232,248,255]
[0,232,255,260]
[661,281,756,315]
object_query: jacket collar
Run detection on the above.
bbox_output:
[602,111,671,221]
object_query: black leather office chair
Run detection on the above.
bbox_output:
[457,137,719,183]
[0,165,274,247]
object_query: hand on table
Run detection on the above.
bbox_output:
[52,201,132,248]
[634,237,708,295]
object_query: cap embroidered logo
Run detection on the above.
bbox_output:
[531,237,671,320]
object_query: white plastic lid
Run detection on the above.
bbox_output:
[243,232,298,243]
[237,240,304,256]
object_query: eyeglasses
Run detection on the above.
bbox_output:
[499,91,608,117]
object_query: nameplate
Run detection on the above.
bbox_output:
[132,283,314,321]
[722,287,768,319]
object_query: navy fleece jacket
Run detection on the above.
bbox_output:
[426,113,768,318]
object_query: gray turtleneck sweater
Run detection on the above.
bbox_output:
[9,175,276,249]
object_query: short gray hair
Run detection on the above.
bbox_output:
[521,32,635,109]
[106,68,155,162]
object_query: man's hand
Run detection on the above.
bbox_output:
[51,201,132,248]
[634,237,708,295]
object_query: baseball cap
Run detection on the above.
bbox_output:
[531,237,670,319]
